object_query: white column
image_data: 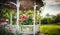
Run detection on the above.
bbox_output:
[16,0,20,26]
[33,4,37,35]
[16,0,21,34]
[10,12,12,25]
[16,7,19,26]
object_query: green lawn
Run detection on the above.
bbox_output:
[40,24,60,35]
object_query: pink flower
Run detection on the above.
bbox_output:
[5,19,9,23]
[21,14,26,22]
[0,18,5,22]
[4,33,8,35]
[9,29,12,32]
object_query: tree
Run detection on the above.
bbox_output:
[54,13,60,23]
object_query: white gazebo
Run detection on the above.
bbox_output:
[5,0,40,35]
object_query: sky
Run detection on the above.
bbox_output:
[44,0,60,4]
[41,0,60,17]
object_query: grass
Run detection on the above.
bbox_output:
[40,24,60,35]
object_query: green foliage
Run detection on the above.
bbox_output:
[0,8,10,19]
[41,13,60,24]
[55,13,60,23]
[1,8,41,25]
[23,18,33,25]
[19,10,41,25]
[0,7,16,18]
[40,24,60,35]
[41,14,57,24]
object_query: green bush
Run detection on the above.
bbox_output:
[40,24,60,35]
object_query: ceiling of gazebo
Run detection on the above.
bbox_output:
[1,0,43,10]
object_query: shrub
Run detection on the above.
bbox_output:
[40,24,60,35]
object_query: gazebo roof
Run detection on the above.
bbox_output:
[4,0,34,10]
[3,0,43,10]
